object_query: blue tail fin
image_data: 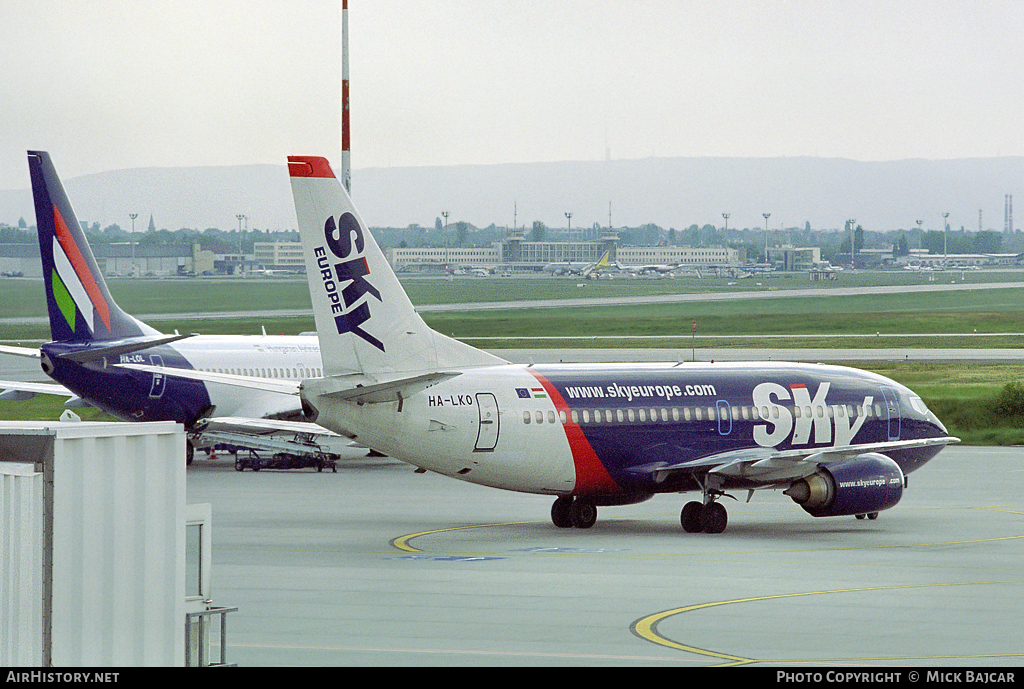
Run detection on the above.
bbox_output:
[27,151,158,342]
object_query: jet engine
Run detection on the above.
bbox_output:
[783,453,905,518]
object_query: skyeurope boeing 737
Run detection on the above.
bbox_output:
[0,151,346,463]
[126,155,958,534]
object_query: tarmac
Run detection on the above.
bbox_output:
[186,444,1023,667]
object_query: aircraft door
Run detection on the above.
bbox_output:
[474,393,499,452]
[880,386,901,440]
[717,400,732,436]
[148,354,166,398]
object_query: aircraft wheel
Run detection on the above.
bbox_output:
[855,513,866,520]
[700,502,728,534]
[234,457,244,472]
[570,498,597,529]
[551,496,573,528]
[681,501,704,533]
[867,512,879,520]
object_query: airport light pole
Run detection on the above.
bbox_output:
[762,213,770,264]
[848,218,856,268]
[942,212,949,269]
[129,213,137,275]
[236,214,246,275]
[442,211,449,274]
[565,212,572,242]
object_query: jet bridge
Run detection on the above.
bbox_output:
[0,421,236,666]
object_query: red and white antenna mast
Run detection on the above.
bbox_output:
[341,0,351,193]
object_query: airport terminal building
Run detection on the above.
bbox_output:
[386,230,743,273]
[0,242,217,278]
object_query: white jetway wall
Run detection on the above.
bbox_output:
[1,463,43,666]
[0,422,186,667]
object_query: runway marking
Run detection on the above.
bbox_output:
[390,521,537,552]
[631,580,1024,667]
[389,515,1024,557]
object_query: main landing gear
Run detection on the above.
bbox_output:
[680,498,728,534]
[551,496,597,529]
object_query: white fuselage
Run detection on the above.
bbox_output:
[169,334,325,419]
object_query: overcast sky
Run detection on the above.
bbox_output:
[2,0,1022,191]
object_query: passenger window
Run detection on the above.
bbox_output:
[616,409,624,423]
[628,409,636,422]
[558,410,567,424]
[548,411,556,424]
[536,411,544,424]
[638,409,647,422]
[582,410,591,423]
[523,411,531,424]
[684,407,691,421]
[571,410,579,424]
[695,408,702,421]
[671,408,680,422]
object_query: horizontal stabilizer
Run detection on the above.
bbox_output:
[308,371,462,405]
[0,344,43,359]
[57,333,195,363]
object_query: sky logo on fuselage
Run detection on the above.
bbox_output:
[317,212,384,351]
[752,381,872,448]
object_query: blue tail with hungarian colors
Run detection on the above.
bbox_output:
[27,150,158,343]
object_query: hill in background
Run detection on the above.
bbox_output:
[2,156,1023,235]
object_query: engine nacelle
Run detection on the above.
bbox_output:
[784,453,905,518]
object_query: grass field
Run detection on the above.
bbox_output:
[2,272,1023,444]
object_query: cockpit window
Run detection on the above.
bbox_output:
[908,395,929,415]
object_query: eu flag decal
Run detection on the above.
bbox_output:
[516,388,530,399]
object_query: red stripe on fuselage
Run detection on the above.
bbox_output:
[288,156,336,179]
[53,205,111,332]
[526,369,621,495]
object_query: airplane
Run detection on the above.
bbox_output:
[543,251,614,278]
[0,151,345,464]
[613,260,682,276]
[124,155,957,534]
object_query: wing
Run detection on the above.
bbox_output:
[117,362,460,405]
[191,416,356,457]
[639,437,960,486]
[116,362,302,396]
[0,378,73,400]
